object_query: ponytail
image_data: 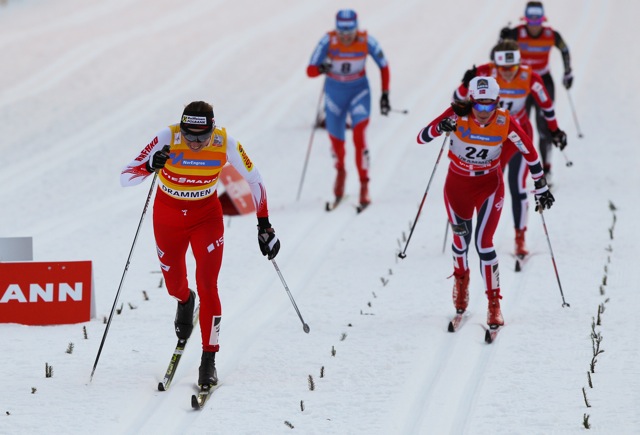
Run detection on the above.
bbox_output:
[451,100,473,117]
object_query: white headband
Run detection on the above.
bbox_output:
[494,50,521,66]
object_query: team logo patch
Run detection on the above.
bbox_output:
[181,115,208,125]
[508,131,528,154]
[451,223,468,236]
[476,78,489,95]
[532,81,548,102]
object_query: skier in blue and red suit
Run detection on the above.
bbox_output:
[307,9,391,208]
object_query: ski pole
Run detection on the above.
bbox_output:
[538,208,570,307]
[566,90,584,138]
[90,152,166,382]
[271,259,310,333]
[561,149,573,167]
[441,219,450,254]
[398,134,448,259]
[296,87,325,201]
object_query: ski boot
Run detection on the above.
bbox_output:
[174,289,195,340]
[334,168,346,201]
[359,179,370,206]
[198,351,218,387]
[515,228,529,257]
[486,289,504,328]
[452,269,470,314]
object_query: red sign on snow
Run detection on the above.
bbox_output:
[0,261,95,325]
[219,165,255,216]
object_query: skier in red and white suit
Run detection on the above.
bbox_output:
[120,101,280,387]
[454,39,567,257]
[417,77,554,329]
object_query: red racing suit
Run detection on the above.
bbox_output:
[500,25,572,169]
[454,63,558,231]
[507,25,571,76]
[121,124,270,352]
[417,107,544,295]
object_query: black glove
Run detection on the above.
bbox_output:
[318,59,332,74]
[461,65,477,88]
[563,69,573,89]
[499,27,511,40]
[380,91,390,116]
[534,177,555,211]
[551,129,568,150]
[257,224,280,260]
[437,118,457,134]
[146,145,170,172]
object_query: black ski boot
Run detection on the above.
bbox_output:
[198,351,218,387]
[174,289,195,340]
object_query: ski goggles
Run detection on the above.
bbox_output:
[181,128,213,143]
[525,5,545,25]
[473,101,498,112]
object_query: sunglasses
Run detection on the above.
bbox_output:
[473,101,498,112]
[181,129,212,143]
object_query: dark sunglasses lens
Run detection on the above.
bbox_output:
[182,131,211,142]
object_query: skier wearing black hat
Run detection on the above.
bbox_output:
[120,100,280,389]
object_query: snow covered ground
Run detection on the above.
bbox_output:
[1,0,638,434]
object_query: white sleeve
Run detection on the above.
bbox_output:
[226,135,269,216]
[120,128,173,187]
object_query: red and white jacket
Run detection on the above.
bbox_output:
[417,107,544,180]
[121,124,270,217]
[454,62,558,130]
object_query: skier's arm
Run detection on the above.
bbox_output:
[226,135,280,259]
[554,30,572,73]
[306,35,331,77]
[367,35,390,92]
[509,118,555,209]
[506,119,544,180]
[120,128,172,187]
[498,26,518,42]
[529,72,559,132]
[418,107,456,144]
[225,135,269,219]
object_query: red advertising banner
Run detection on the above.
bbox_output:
[219,165,256,216]
[0,261,94,325]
